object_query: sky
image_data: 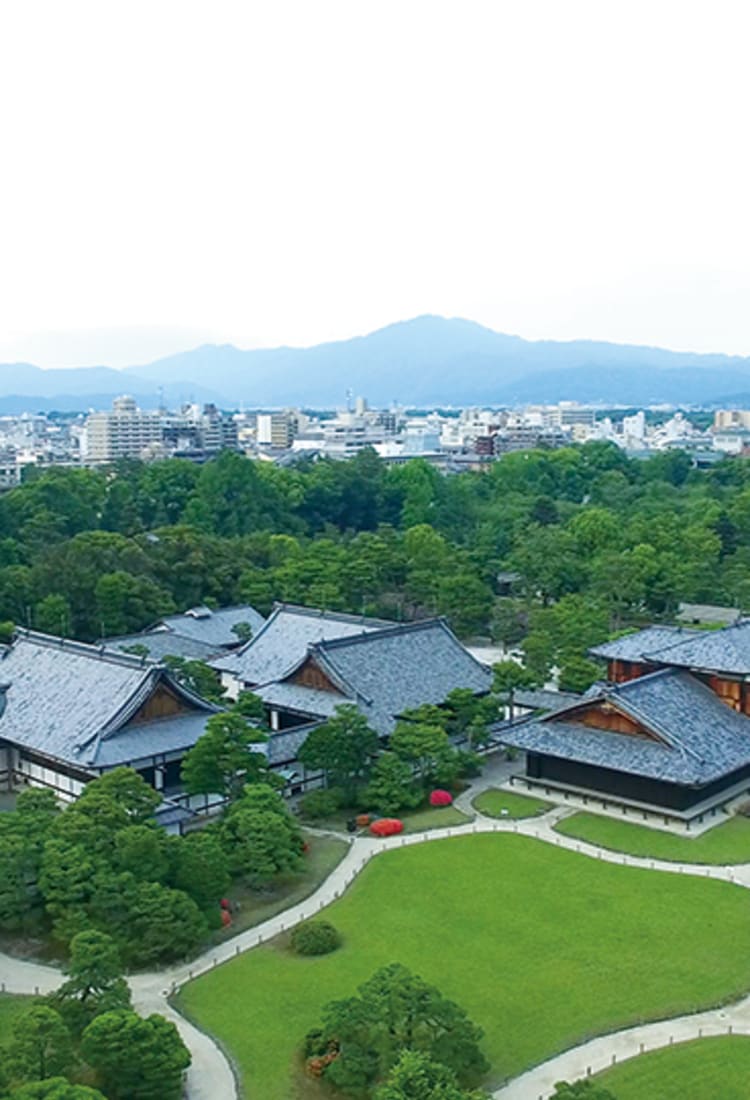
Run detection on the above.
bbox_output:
[1,0,750,368]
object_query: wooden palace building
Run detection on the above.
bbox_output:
[0,630,220,809]
[502,621,750,819]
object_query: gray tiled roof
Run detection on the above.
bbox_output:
[105,632,220,662]
[502,667,750,786]
[153,798,193,829]
[211,603,396,684]
[257,682,344,721]
[0,631,218,771]
[93,712,215,768]
[103,604,266,661]
[267,724,321,766]
[155,604,266,648]
[643,621,750,675]
[589,627,699,662]
[513,689,580,713]
[309,619,492,736]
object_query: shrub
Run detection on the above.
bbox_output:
[456,749,483,777]
[291,920,342,957]
[429,789,453,806]
[370,818,404,837]
[300,789,342,821]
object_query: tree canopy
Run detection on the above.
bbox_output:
[0,444,744,656]
[311,963,489,1093]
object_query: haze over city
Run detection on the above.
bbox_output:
[2,0,750,368]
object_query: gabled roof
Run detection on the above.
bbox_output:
[256,682,344,722]
[588,626,699,663]
[642,620,750,676]
[103,604,266,661]
[104,632,220,662]
[0,631,218,771]
[150,604,266,649]
[284,618,492,737]
[502,667,750,786]
[92,712,215,768]
[211,603,396,684]
[513,688,579,713]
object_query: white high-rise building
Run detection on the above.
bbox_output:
[84,396,163,463]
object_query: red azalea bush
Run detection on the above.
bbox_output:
[370,818,404,837]
[429,789,453,807]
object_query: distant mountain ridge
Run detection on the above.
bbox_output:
[1,315,750,411]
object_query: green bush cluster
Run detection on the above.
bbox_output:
[290,920,341,956]
[0,768,302,968]
[299,789,343,820]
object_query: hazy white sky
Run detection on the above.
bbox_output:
[1,0,749,367]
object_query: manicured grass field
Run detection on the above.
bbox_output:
[473,788,551,818]
[0,994,34,1040]
[555,811,750,865]
[216,832,347,941]
[177,834,750,1099]
[399,804,471,832]
[595,1035,750,1099]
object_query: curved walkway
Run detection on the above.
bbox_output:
[5,787,750,1100]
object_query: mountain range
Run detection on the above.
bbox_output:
[2,316,750,412]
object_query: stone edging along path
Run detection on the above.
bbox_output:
[5,805,750,1100]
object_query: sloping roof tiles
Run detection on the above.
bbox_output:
[0,631,218,771]
[211,603,395,684]
[104,604,266,661]
[503,667,750,786]
[92,712,215,768]
[642,621,750,675]
[105,632,220,662]
[588,626,699,662]
[513,688,580,713]
[305,619,492,736]
[156,604,266,648]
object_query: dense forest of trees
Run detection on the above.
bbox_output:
[0,444,747,682]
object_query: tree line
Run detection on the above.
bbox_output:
[0,444,747,666]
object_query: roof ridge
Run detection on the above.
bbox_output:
[271,602,396,627]
[164,602,261,619]
[644,621,744,657]
[225,604,281,657]
[307,648,368,703]
[12,629,154,671]
[606,670,723,764]
[313,617,445,651]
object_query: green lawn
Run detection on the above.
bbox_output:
[215,832,348,941]
[399,805,471,832]
[177,834,750,1099]
[595,1035,750,1099]
[555,811,750,865]
[0,994,34,1040]
[473,788,551,818]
